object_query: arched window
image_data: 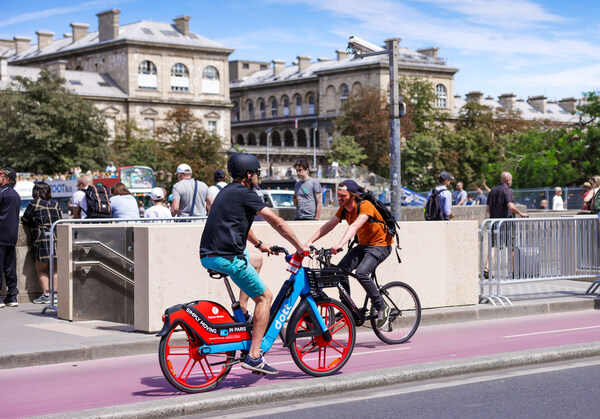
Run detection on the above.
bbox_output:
[248,101,254,121]
[283,97,290,116]
[170,63,189,92]
[297,129,307,147]
[271,99,278,118]
[435,84,447,108]
[138,61,157,90]
[259,100,266,119]
[284,130,294,147]
[308,94,315,114]
[259,132,267,146]
[272,131,282,147]
[236,134,245,145]
[232,101,240,122]
[296,96,302,115]
[340,84,349,109]
[247,133,257,146]
[202,66,220,94]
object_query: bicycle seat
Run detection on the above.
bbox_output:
[207,269,229,280]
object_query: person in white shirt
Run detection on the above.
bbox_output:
[71,175,92,219]
[552,186,565,211]
[207,170,227,201]
[144,187,172,220]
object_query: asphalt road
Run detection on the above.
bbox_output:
[205,357,600,419]
[2,310,600,418]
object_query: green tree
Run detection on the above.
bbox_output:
[326,135,367,167]
[156,107,226,183]
[0,70,108,173]
[110,120,164,169]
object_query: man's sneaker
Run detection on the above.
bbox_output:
[5,299,18,307]
[33,294,51,304]
[376,305,390,330]
[0,299,4,308]
[52,295,58,305]
[241,354,278,375]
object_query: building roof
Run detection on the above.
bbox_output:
[7,19,233,62]
[0,65,127,99]
[232,47,458,88]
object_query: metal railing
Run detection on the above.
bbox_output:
[479,216,600,306]
[42,216,207,315]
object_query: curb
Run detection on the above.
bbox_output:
[43,341,600,418]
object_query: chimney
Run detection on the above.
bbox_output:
[528,95,547,114]
[466,91,483,105]
[96,9,120,42]
[416,47,439,59]
[14,36,31,55]
[0,56,7,81]
[36,30,54,51]
[45,60,67,80]
[498,93,516,111]
[336,49,349,61]
[558,97,578,113]
[0,39,14,49]
[70,22,90,43]
[297,56,311,72]
[173,16,190,36]
[272,60,285,76]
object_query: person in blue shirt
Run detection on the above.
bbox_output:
[427,171,455,220]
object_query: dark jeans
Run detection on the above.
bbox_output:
[0,244,19,301]
[337,244,391,311]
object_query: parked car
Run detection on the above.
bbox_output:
[262,189,295,209]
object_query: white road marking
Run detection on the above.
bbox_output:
[504,325,600,338]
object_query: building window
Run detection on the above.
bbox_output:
[242,63,249,69]
[340,84,349,109]
[259,100,266,119]
[435,84,447,108]
[308,95,315,114]
[208,121,217,134]
[260,64,267,70]
[138,61,157,90]
[271,99,278,118]
[232,102,240,122]
[283,97,290,116]
[296,96,302,115]
[170,63,189,92]
[105,117,116,139]
[202,66,220,94]
[144,118,155,136]
[248,102,254,120]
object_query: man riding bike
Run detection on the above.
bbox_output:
[304,179,392,328]
[200,153,308,375]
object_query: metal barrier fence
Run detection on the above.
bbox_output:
[479,216,600,306]
[42,216,207,315]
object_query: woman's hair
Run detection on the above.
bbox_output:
[111,182,131,196]
[591,175,600,188]
[32,182,52,201]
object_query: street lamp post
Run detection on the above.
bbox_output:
[312,121,318,169]
[266,127,272,179]
[347,36,403,221]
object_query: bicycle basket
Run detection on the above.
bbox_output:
[305,267,347,290]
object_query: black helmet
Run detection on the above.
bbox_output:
[227,153,261,178]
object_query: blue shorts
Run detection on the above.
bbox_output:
[200,249,266,298]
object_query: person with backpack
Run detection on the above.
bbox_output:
[424,171,455,221]
[304,179,392,328]
[170,164,213,217]
[71,175,111,219]
[583,175,600,214]
[207,169,227,201]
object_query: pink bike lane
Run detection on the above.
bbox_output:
[2,310,600,418]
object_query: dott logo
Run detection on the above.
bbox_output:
[274,304,292,331]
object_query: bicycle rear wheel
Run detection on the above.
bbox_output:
[289,299,355,377]
[158,322,235,393]
[370,281,421,344]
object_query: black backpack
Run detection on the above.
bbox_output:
[424,188,444,221]
[84,184,111,218]
[591,188,600,214]
[340,191,401,262]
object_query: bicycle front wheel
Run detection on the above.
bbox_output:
[371,281,421,344]
[289,298,355,377]
[158,322,234,393]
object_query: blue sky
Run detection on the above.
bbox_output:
[1,0,599,101]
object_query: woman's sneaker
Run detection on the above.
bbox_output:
[241,354,278,375]
[33,294,51,304]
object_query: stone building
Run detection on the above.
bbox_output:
[0,9,234,144]
[229,41,459,176]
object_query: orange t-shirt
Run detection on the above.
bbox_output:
[335,200,393,247]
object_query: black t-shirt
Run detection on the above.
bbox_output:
[0,184,21,246]
[487,184,514,218]
[200,182,267,257]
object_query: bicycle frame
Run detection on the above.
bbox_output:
[157,266,331,356]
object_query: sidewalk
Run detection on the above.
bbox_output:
[1,279,598,370]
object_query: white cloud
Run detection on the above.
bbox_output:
[506,63,600,90]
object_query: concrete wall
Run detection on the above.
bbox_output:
[53,219,479,332]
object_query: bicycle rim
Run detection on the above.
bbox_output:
[371,281,421,344]
[289,299,355,377]
[158,322,234,393]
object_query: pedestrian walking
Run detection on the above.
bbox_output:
[0,168,21,308]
